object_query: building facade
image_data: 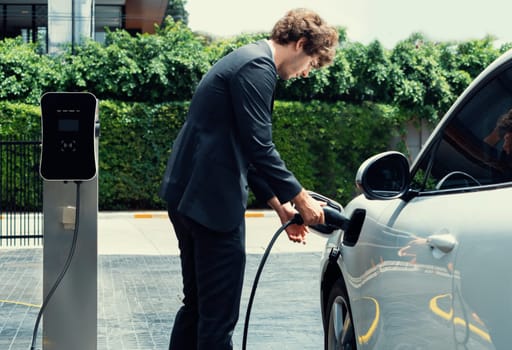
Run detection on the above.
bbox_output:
[0,0,167,52]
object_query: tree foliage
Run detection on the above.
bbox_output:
[60,18,209,102]
[165,0,189,25]
[0,37,63,104]
[0,22,509,120]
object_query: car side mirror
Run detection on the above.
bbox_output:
[355,151,410,200]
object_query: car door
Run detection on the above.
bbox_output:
[405,59,512,349]
[344,191,462,349]
[344,54,512,349]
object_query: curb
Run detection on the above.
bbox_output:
[98,211,277,219]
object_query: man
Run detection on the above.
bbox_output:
[159,8,338,349]
[484,108,512,155]
[484,108,512,181]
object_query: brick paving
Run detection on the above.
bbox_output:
[0,248,324,350]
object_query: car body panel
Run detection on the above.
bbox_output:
[341,186,512,349]
[321,48,512,350]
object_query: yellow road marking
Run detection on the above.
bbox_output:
[133,213,168,219]
[429,294,491,343]
[245,212,265,218]
[358,296,380,344]
[429,294,453,320]
[0,299,40,308]
[132,212,266,219]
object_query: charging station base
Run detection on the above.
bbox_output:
[42,179,97,350]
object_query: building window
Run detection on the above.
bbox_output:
[95,5,123,44]
[0,6,3,39]
[0,3,124,51]
[35,5,48,52]
[0,4,47,51]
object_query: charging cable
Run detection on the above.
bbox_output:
[242,204,355,349]
[242,214,302,350]
[30,181,82,350]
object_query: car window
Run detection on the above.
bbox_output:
[412,64,512,192]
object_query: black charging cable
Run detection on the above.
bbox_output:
[241,205,354,349]
[30,181,82,350]
[242,214,303,350]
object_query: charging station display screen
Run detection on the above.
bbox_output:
[40,92,98,181]
[58,119,80,132]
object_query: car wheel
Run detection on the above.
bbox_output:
[325,278,357,350]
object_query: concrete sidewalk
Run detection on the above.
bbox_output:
[98,210,329,255]
[0,211,328,350]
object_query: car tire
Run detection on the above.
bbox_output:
[324,278,357,350]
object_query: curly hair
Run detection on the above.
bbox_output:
[497,109,512,137]
[270,8,339,68]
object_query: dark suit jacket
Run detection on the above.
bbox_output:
[159,40,302,232]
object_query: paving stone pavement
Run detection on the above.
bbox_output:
[0,248,325,350]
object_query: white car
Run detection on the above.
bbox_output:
[319,48,512,349]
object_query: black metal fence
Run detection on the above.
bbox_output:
[0,139,43,246]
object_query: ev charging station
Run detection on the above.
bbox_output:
[37,92,99,350]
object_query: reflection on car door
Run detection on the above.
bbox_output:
[344,195,460,349]
[411,58,512,350]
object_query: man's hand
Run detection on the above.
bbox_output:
[267,197,308,244]
[291,189,325,226]
[280,202,308,244]
[267,190,325,244]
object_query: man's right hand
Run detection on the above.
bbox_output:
[291,189,325,226]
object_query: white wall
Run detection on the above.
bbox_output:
[48,0,93,54]
[390,119,433,163]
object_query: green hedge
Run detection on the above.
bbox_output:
[100,100,405,209]
[0,101,41,138]
[271,101,405,203]
[98,100,189,209]
[0,102,42,211]
[1,100,405,210]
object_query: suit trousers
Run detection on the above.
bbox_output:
[168,208,246,350]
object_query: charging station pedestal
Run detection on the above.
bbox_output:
[40,92,99,350]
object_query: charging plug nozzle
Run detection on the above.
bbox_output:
[291,213,304,225]
[290,206,348,234]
